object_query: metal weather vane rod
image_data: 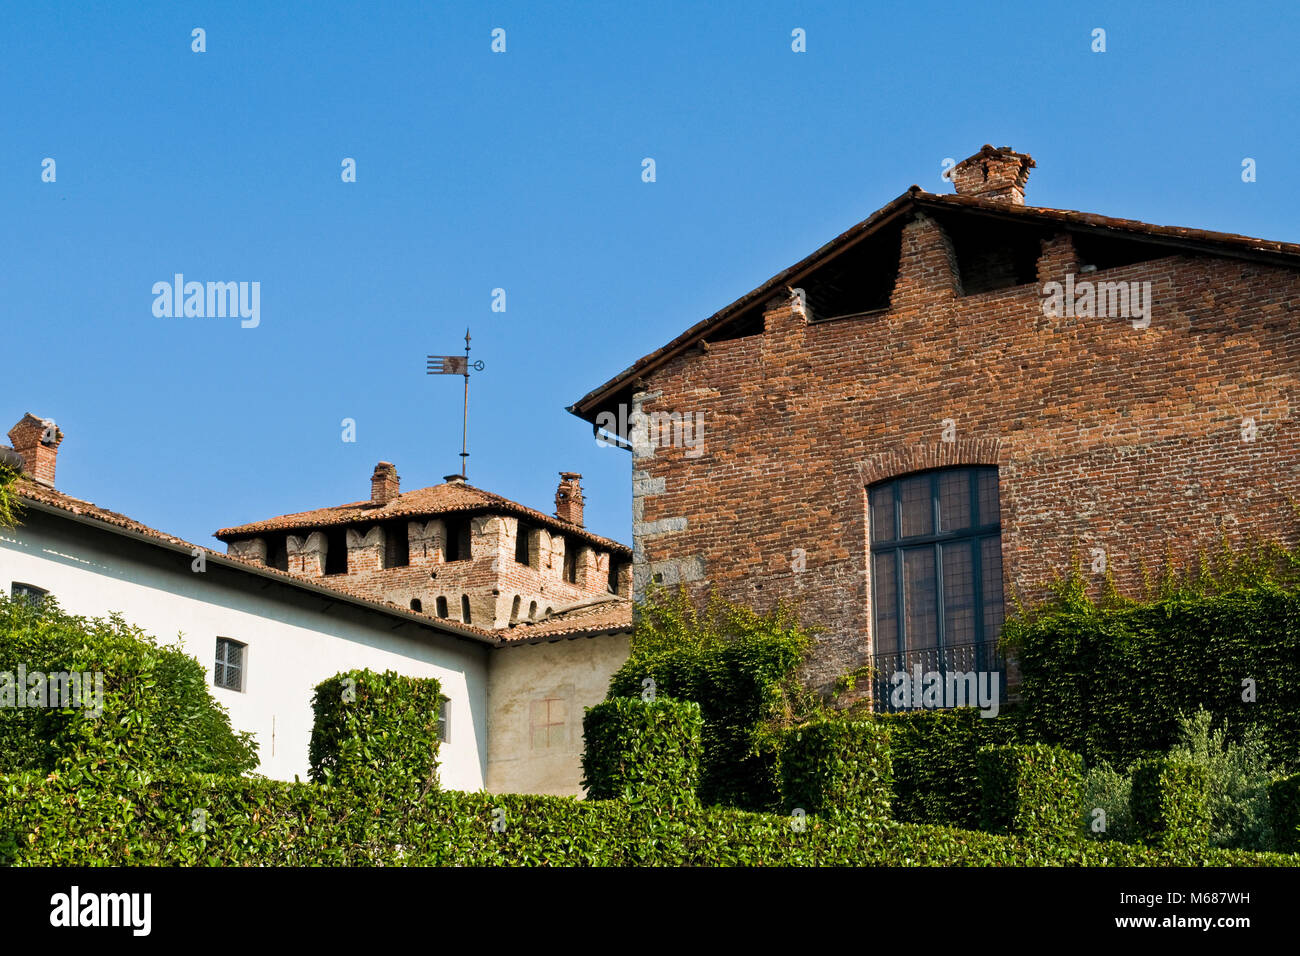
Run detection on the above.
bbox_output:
[426,328,486,479]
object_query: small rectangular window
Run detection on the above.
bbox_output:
[437,695,450,744]
[10,582,48,605]
[214,637,246,692]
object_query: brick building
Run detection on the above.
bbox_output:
[569,145,1300,699]
[217,466,632,629]
[3,416,633,794]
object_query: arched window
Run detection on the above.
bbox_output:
[510,595,521,623]
[410,598,423,612]
[461,594,472,624]
[435,596,448,619]
[868,467,1005,709]
[528,600,538,620]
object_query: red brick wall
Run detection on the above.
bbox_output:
[631,216,1300,690]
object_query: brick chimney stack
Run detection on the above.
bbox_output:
[370,461,400,505]
[8,413,63,487]
[949,145,1035,205]
[555,472,584,527]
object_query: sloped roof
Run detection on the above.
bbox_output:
[499,596,633,643]
[215,480,631,556]
[568,187,1300,424]
[12,478,629,644]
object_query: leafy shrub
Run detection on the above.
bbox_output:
[309,669,442,803]
[780,719,891,823]
[1169,708,1273,851]
[1130,755,1212,851]
[976,744,1083,839]
[1004,572,1300,771]
[1079,761,1135,843]
[581,696,702,809]
[2,771,1294,868]
[0,595,258,781]
[607,588,814,810]
[875,708,1019,828]
[1267,775,1300,854]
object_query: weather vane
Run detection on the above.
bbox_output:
[426,328,486,479]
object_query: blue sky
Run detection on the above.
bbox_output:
[3,0,1296,548]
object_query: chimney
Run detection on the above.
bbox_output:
[7,414,64,487]
[443,473,467,486]
[370,461,400,505]
[949,145,1035,205]
[555,472,584,527]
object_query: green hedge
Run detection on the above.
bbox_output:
[607,631,804,811]
[2,772,1294,867]
[1004,582,1300,771]
[1268,775,1300,854]
[780,720,891,823]
[309,669,442,802]
[0,595,258,782]
[581,697,702,809]
[875,709,1019,828]
[1130,755,1212,851]
[977,744,1083,839]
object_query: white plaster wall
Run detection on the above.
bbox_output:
[485,632,631,796]
[0,510,489,790]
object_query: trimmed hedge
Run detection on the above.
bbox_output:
[1,772,1294,867]
[1005,582,1300,770]
[781,720,891,823]
[1268,775,1300,854]
[875,708,1019,828]
[0,595,258,782]
[581,697,702,809]
[1130,755,1212,851]
[977,744,1083,839]
[309,669,442,802]
[607,631,804,811]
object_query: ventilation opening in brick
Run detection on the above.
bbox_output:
[528,600,538,620]
[444,516,471,562]
[802,222,903,321]
[1071,232,1179,273]
[942,216,1043,295]
[265,533,288,572]
[563,543,577,584]
[705,307,765,342]
[410,598,422,612]
[510,595,521,622]
[515,523,533,566]
[461,594,472,624]
[383,521,409,569]
[324,528,348,575]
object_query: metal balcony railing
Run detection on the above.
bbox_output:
[872,639,1006,713]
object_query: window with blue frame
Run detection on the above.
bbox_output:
[868,467,1005,665]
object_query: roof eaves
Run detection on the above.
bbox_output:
[17,496,499,648]
[565,189,920,422]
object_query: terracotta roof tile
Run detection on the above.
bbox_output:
[499,597,633,642]
[214,480,631,556]
[13,478,625,644]
[568,188,1300,421]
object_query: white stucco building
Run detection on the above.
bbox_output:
[0,412,631,795]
